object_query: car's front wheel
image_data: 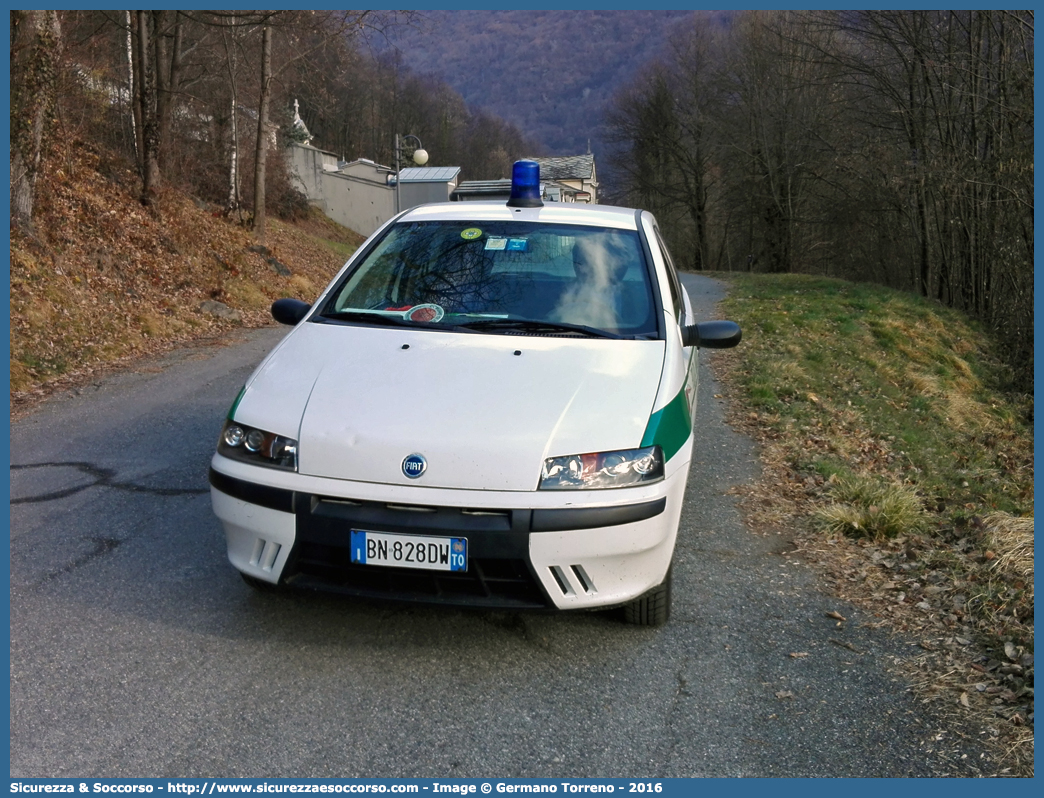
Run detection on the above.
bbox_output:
[622,565,672,626]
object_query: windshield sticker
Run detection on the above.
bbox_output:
[485,237,508,251]
[404,303,445,323]
[507,238,529,252]
[460,227,483,240]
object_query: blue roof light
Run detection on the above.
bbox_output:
[507,160,543,208]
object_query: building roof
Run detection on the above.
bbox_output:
[451,179,512,199]
[295,141,340,159]
[452,178,590,203]
[342,157,386,169]
[527,154,595,181]
[398,166,461,183]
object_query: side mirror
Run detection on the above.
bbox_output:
[271,298,312,326]
[681,320,742,349]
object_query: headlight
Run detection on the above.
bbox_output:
[218,420,298,471]
[539,446,663,490]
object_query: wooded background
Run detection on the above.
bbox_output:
[9,10,540,239]
[604,10,1033,392]
[9,10,1033,391]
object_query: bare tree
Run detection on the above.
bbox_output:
[132,10,161,207]
[605,66,687,242]
[220,18,244,218]
[10,10,62,233]
[251,18,274,241]
[819,10,1034,385]
[153,10,187,171]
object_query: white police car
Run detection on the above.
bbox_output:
[209,161,740,625]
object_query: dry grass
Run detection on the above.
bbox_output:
[813,475,929,539]
[986,513,1035,594]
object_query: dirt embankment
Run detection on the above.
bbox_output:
[10,139,363,416]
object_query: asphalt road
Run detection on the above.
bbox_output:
[9,275,985,778]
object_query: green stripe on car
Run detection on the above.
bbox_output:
[227,386,246,421]
[641,388,691,462]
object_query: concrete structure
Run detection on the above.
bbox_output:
[288,139,599,233]
[288,142,460,237]
[394,166,462,211]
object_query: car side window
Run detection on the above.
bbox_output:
[653,228,684,320]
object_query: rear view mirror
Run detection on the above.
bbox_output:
[681,320,742,349]
[271,298,311,326]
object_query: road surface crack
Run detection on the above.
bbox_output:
[10,461,208,504]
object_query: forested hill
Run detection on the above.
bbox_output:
[388,10,730,157]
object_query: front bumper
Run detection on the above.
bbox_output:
[209,453,688,611]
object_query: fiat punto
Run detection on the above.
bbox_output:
[209,161,740,625]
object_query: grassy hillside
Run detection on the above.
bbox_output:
[713,273,1033,774]
[10,138,363,412]
[719,274,1031,521]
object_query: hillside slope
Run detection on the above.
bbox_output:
[10,139,362,413]
[389,10,728,157]
[713,273,1033,775]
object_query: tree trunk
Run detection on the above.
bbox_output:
[125,11,138,163]
[10,10,61,234]
[223,22,242,218]
[154,11,184,171]
[134,11,161,207]
[252,21,273,242]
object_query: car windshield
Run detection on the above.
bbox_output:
[320,220,659,338]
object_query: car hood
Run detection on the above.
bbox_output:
[235,322,666,492]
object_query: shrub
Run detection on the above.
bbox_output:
[813,476,928,540]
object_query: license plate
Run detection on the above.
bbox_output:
[350,530,467,572]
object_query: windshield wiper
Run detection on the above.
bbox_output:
[457,318,622,339]
[320,309,420,327]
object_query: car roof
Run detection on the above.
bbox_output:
[400,201,642,231]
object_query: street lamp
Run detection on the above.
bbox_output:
[394,134,428,213]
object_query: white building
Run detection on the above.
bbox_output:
[288,143,460,237]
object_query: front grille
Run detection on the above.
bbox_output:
[285,540,549,609]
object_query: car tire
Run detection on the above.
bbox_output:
[622,565,672,626]
[240,572,283,593]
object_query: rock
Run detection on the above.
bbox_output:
[198,300,241,322]
[266,257,292,277]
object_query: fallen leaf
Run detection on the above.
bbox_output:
[775,690,794,700]
[789,652,810,659]
[959,692,970,707]
[829,638,862,653]
[826,611,847,622]
[1004,641,1018,661]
